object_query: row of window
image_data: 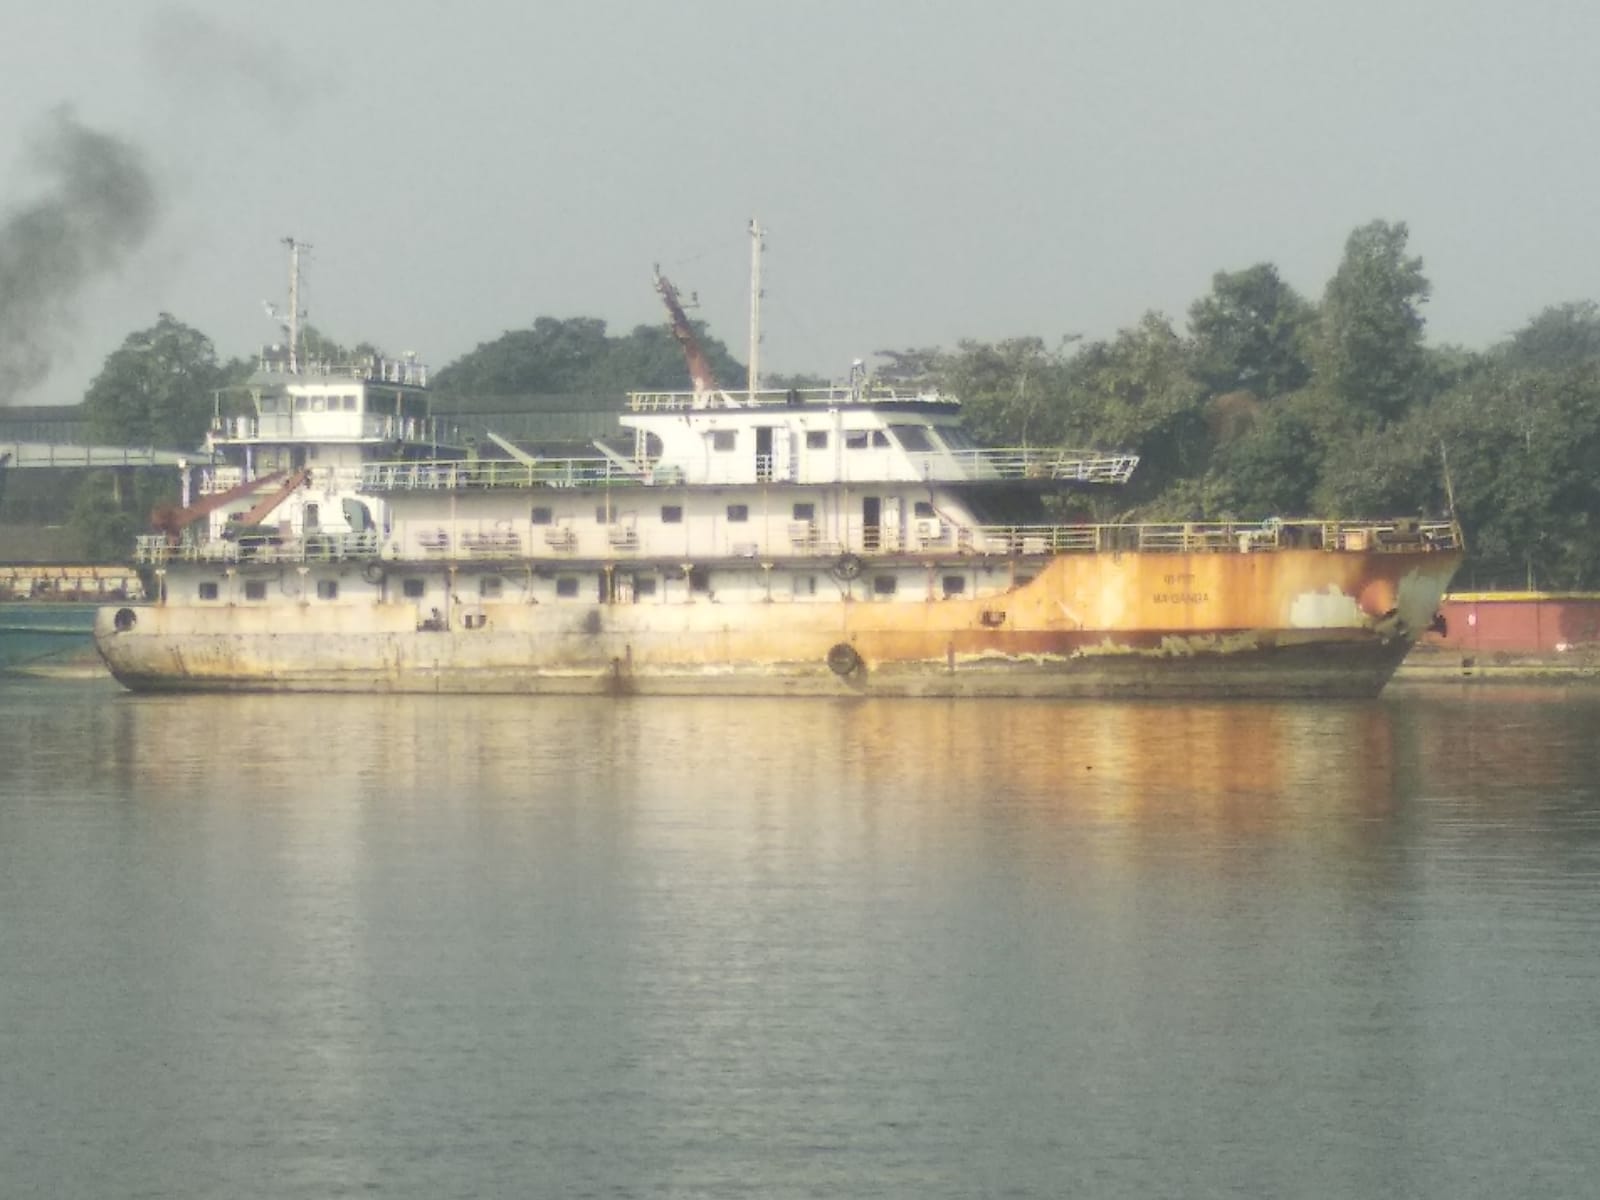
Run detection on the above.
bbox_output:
[527,500,938,526]
[258,394,362,414]
[708,429,897,452]
[199,579,341,600]
[198,571,974,603]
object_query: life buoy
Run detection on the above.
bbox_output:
[826,642,862,676]
[831,553,863,581]
[362,561,386,584]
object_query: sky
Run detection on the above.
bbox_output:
[2,0,1598,406]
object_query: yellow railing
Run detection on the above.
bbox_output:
[971,518,1461,555]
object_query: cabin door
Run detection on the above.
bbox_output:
[880,496,903,550]
[771,427,795,481]
[755,427,774,482]
[862,496,881,551]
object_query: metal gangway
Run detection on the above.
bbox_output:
[0,441,196,469]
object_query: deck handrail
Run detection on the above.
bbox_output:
[909,449,1140,484]
[130,518,1459,567]
[358,448,1141,491]
[134,531,383,565]
[967,519,1461,555]
[626,385,949,411]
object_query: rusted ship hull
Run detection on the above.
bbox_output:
[94,547,1460,699]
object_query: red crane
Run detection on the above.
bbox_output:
[149,467,310,544]
[653,268,720,402]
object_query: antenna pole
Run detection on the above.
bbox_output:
[747,219,764,401]
[283,236,308,375]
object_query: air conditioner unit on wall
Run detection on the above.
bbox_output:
[915,518,945,540]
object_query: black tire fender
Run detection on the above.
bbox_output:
[826,642,862,676]
[831,553,863,581]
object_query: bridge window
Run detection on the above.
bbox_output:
[244,580,267,601]
[914,500,936,518]
[873,430,890,448]
[727,504,749,523]
[530,506,553,525]
[872,575,897,596]
[595,505,615,524]
[316,579,339,600]
[792,502,815,521]
[342,394,358,411]
[845,430,869,450]
[711,430,736,451]
[198,581,219,601]
[479,577,503,599]
[661,505,683,523]
[806,431,828,449]
[942,575,966,597]
[402,578,425,599]
[934,427,977,451]
[635,576,658,597]
[556,577,580,598]
[890,424,935,452]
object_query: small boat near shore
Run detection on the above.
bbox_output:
[1,603,102,675]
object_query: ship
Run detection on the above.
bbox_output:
[94,235,1463,698]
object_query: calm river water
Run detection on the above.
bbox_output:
[3,677,1599,1198]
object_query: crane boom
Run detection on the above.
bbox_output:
[151,469,290,543]
[229,467,311,532]
[653,267,720,402]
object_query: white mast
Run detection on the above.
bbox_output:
[283,236,309,375]
[747,219,764,401]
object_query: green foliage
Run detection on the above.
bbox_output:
[936,337,1066,447]
[1500,301,1600,372]
[1204,392,1325,517]
[1314,220,1431,423]
[67,472,137,561]
[432,317,746,398]
[1060,314,1207,489]
[1187,264,1313,398]
[83,314,233,449]
[67,218,1600,588]
[66,468,172,562]
[296,324,384,366]
[1429,366,1600,589]
[871,347,944,387]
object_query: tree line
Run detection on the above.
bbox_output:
[884,221,1600,590]
[52,219,1600,586]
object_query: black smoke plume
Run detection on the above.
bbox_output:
[0,108,159,405]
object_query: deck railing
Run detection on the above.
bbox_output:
[968,518,1461,555]
[909,449,1140,484]
[131,518,1459,567]
[626,385,949,411]
[359,448,1142,492]
[360,459,642,491]
[134,531,383,565]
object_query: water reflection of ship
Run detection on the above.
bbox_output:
[817,700,1401,827]
[97,693,1399,833]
